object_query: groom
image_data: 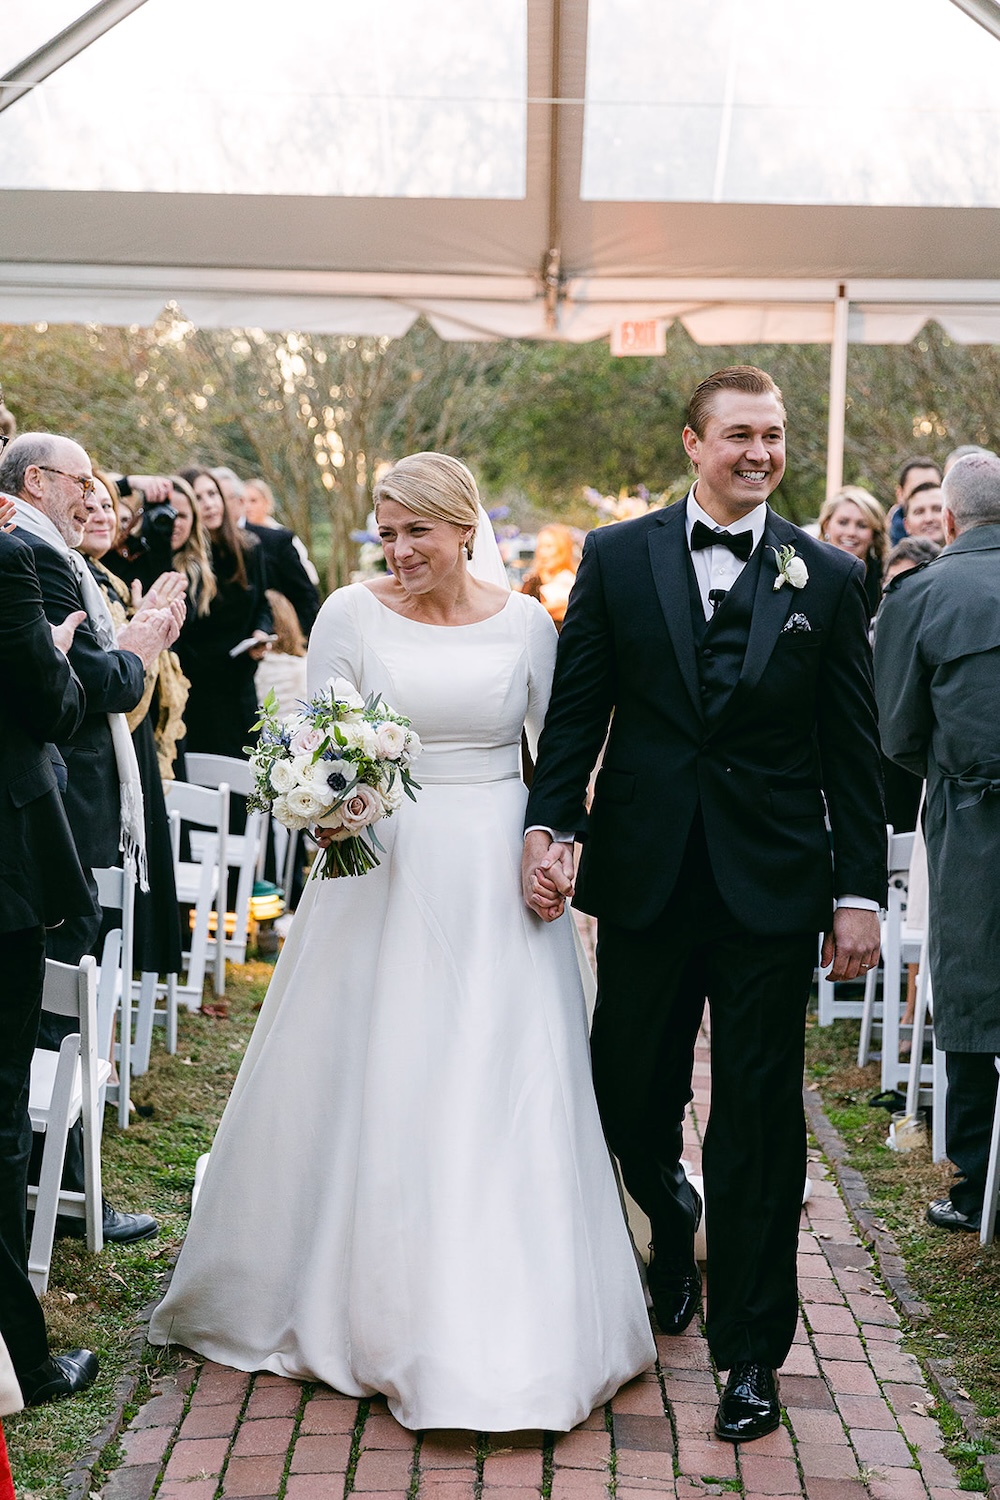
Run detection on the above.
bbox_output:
[523,366,886,1442]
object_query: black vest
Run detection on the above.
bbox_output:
[686,542,763,718]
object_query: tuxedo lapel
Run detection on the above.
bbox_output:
[647,503,703,720]
[710,510,796,732]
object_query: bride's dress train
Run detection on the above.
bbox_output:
[149,584,654,1432]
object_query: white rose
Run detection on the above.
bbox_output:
[402,729,422,763]
[291,753,316,784]
[785,556,809,589]
[289,724,324,755]
[287,785,326,820]
[315,805,345,830]
[328,676,365,713]
[380,774,404,812]
[270,758,297,794]
[375,721,407,758]
[340,722,379,757]
[272,793,310,832]
[339,784,383,833]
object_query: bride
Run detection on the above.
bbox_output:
[148,453,654,1432]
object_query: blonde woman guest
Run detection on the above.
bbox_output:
[818,486,888,617]
[150,451,654,1431]
[520,523,578,628]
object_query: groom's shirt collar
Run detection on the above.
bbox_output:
[684,487,767,551]
[684,487,767,621]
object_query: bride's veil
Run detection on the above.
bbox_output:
[467,503,511,592]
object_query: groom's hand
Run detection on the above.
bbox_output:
[821,907,881,983]
[522,830,575,922]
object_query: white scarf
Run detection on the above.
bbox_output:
[12,497,149,892]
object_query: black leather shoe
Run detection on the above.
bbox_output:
[647,1184,703,1335]
[57,1199,158,1244]
[648,1264,702,1335]
[715,1362,781,1442]
[927,1197,980,1232]
[19,1349,99,1406]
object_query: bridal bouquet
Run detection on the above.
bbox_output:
[247,678,422,878]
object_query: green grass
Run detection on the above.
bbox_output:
[5,962,273,1500]
[804,1013,1000,1454]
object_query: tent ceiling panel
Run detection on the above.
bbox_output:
[0,0,998,340]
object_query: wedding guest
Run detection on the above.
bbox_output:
[0,492,100,1406]
[902,482,946,546]
[177,467,272,760]
[818,486,888,616]
[883,535,940,587]
[888,457,942,545]
[524,366,886,1442]
[1,432,181,1245]
[244,475,322,593]
[520,524,578,628]
[78,474,187,981]
[943,444,994,476]
[875,451,1000,1232]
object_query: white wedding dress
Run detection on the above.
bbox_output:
[149,583,654,1432]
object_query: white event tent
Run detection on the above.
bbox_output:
[2,0,1000,487]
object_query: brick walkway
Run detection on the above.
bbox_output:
[105,1023,964,1500]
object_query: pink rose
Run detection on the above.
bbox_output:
[339,784,382,833]
[290,725,324,755]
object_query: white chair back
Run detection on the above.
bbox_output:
[27,955,110,1293]
[92,863,136,1128]
[164,779,229,1003]
[184,753,268,964]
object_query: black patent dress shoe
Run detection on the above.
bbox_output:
[647,1184,703,1335]
[927,1197,980,1232]
[715,1362,781,1442]
[57,1199,158,1244]
[19,1349,99,1406]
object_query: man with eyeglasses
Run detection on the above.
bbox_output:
[0,432,185,1247]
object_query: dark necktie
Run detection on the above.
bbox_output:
[690,519,754,562]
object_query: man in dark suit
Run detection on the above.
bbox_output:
[0,432,182,1246]
[523,367,886,1442]
[0,508,100,1405]
[875,451,1000,1233]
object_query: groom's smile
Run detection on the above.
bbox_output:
[682,390,786,527]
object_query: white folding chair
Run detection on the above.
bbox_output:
[27,956,110,1294]
[163,779,229,1006]
[979,1058,1000,1246]
[905,928,947,1162]
[184,754,267,966]
[93,864,136,1129]
[130,969,179,1076]
[818,826,906,1030]
[856,830,917,1075]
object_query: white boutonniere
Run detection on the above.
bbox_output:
[770,544,809,592]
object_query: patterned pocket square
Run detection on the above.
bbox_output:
[781,612,812,633]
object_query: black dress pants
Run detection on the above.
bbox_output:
[0,926,51,1377]
[591,819,817,1371]
[944,1051,1000,1220]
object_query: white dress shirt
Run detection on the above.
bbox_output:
[685,487,768,621]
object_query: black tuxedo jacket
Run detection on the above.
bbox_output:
[0,533,93,930]
[13,527,146,870]
[244,521,320,636]
[526,501,886,934]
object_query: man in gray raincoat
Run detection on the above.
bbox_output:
[875,450,1000,1233]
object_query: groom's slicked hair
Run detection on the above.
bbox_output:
[686,367,785,438]
[373,451,481,530]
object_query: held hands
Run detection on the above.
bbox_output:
[50,610,87,655]
[521,829,575,922]
[821,907,881,984]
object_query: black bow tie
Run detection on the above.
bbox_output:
[690,519,754,562]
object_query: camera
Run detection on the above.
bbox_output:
[118,495,177,574]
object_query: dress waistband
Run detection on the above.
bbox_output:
[415,743,521,785]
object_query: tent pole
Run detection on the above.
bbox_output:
[0,0,149,116]
[543,0,564,330]
[948,0,1000,42]
[826,285,849,498]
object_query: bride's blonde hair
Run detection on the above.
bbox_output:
[373,453,481,537]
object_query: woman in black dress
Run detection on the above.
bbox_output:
[177,467,272,760]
